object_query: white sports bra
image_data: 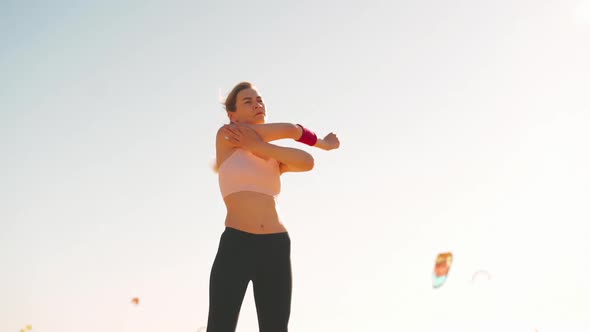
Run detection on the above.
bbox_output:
[218,149,281,198]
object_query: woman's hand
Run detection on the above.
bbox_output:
[221,123,264,151]
[315,132,340,151]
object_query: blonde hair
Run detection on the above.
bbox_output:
[223,81,255,112]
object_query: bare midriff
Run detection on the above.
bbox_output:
[223,191,287,234]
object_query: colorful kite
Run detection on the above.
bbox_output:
[131,297,140,305]
[432,252,453,289]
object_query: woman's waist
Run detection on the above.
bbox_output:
[223,191,283,230]
[223,191,278,211]
[224,208,280,223]
[224,213,286,234]
[224,218,286,235]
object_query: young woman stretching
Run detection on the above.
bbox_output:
[207,82,339,332]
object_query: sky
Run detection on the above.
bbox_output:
[1,0,589,331]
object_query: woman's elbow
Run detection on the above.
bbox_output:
[302,153,314,171]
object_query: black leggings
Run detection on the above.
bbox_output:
[207,227,292,332]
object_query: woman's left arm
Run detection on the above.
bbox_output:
[223,124,314,172]
[221,122,340,151]
[222,123,300,142]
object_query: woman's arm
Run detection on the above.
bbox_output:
[221,122,340,150]
[251,142,314,172]
[224,125,314,172]
[223,123,301,142]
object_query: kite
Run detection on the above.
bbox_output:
[131,297,140,305]
[432,252,453,289]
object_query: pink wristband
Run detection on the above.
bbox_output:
[296,124,318,146]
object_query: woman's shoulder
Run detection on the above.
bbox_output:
[215,125,227,140]
[216,125,237,169]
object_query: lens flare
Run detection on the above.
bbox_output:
[471,269,492,283]
[20,325,32,332]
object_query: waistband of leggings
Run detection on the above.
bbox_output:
[224,226,289,240]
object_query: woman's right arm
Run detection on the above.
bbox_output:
[215,126,236,171]
[250,142,314,172]
[223,125,314,172]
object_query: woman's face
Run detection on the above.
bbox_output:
[228,88,266,124]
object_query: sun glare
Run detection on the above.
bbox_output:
[574,0,590,25]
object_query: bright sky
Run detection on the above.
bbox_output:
[2,1,589,331]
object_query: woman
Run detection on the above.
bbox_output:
[207,82,339,332]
